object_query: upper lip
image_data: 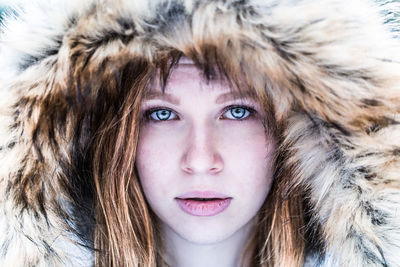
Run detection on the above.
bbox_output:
[176,190,231,199]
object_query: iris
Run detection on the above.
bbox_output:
[229,107,248,119]
[152,109,172,120]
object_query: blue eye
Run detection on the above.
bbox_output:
[224,107,251,120]
[149,109,177,121]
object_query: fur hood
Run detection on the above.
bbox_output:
[1,0,400,266]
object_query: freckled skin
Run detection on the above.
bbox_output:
[136,63,276,246]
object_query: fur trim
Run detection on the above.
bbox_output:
[1,0,400,266]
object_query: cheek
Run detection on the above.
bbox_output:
[135,128,177,199]
[220,123,276,197]
[236,144,275,195]
[236,144,275,220]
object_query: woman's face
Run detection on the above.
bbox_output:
[136,62,276,244]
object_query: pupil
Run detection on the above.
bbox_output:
[231,108,245,118]
[156,110,171,120]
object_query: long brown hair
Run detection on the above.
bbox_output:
[87,50,307,266]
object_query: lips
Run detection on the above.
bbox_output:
[175,191,232,216]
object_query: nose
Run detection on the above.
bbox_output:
[180,123,224,175]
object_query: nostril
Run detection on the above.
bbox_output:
[182,166,194,174]
[181,156,224,175]
[209,166,222,174]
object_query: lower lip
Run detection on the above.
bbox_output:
[176,198,232,216]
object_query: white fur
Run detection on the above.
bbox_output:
[1,0,400,266]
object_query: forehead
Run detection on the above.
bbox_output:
[146,61,257,102]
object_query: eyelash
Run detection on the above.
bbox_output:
[142,105,257,123]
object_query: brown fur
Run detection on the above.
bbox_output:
[1,0,400,266]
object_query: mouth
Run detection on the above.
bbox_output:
[175,191,232,216]
[182,198,224,201]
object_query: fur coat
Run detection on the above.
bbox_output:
[1,0,400,266]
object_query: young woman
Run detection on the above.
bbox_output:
[0,0,399,266]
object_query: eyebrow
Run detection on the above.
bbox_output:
[143,90,257,105]
[143,91,180,105]
[215,90,257,104]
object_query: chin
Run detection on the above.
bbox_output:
[171,218,242,245]
[177,228,235,245]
